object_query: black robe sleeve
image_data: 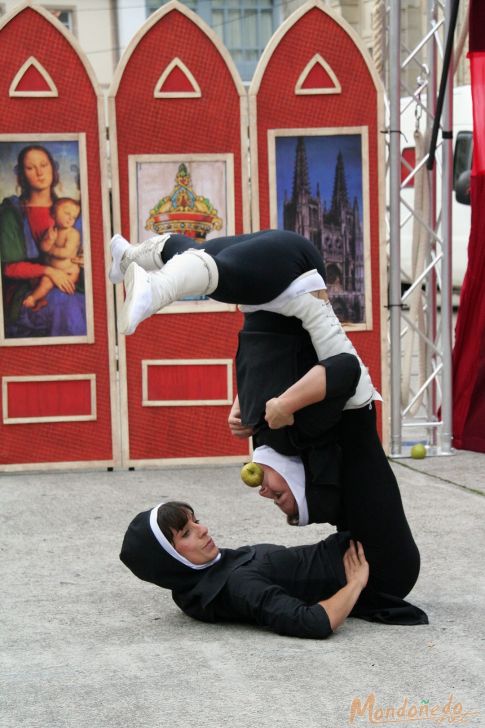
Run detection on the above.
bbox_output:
[219,568,333,639]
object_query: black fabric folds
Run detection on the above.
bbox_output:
[352,591,429,626]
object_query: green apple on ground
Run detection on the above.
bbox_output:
[240,462,264,487]
[411,443,427,459]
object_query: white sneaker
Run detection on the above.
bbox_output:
[118,250,219,335]
[109,233,170,284]
[109,234,130,284]
[118,263,157,335]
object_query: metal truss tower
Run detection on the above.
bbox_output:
[387,0,456,457]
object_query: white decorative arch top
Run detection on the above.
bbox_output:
[154,57,202,98]
[249,0,383,98]
[295,53,341,96]
[9,56,58,97]
[110,0,245,99]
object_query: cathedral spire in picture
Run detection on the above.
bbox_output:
[328,151,349,222]
[292,137,311,197]
[282,137,365,323]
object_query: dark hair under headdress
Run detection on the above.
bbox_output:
[119,504,254,617]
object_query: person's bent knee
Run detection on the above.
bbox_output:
[321,353,361,400]
[373,542,421,599]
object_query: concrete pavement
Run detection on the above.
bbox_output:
[1,452,484,728]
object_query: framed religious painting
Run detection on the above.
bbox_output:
[0,133,94,346]
[268,127,372,329]
[128,153,236,313]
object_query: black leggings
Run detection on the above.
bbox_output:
[162,230,327,304]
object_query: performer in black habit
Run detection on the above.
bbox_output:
[110,227,385,524]
[225,266,422,605]
[109,227,379,420]
[110,227,384,529]
[120,498,427,639]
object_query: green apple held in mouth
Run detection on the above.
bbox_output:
[411,443,427,459]
[240,462,264,487]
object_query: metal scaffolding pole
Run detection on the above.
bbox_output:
[387,0,455,458]
[389,1,402,455]
[426,0,438,450]
[440,0,455,453]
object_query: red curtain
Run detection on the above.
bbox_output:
[452,0,485,451]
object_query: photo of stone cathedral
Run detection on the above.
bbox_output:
[277,135,366,324]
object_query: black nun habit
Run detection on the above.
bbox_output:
[120,504,428,639]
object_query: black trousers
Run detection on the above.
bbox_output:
[162,230,327,304]
[336,405,421,600]
[256,401,421,602]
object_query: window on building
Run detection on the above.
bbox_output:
[45,7,75,33]
[211,0,276,81]
[453,131,473,190]
[147,0,280,82]
[147,0,197,12]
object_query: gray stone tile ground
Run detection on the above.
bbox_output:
[392,449,485,495]
[1,453,484,728]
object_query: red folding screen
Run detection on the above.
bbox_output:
[0,0,387,469]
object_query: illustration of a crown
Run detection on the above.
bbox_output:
[145,163,223,241]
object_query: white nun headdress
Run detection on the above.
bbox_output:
[252,445,309,526]
[149,503,221,570]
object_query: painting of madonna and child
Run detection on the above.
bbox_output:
[269,128,372,328]
[0,136,93,345]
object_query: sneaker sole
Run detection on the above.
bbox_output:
[118,264,152,335]
[109,234,130,284]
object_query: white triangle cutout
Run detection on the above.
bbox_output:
[295,53,341,96]
[154,57,201,98]
[9,56,58,97]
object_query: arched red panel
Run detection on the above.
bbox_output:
[249,0,386,438]
[110,0,250,465]
[0,4,117,469]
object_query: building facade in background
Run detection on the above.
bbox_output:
[0,0,470,92]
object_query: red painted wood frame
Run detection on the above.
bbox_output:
[109,1,250,465]
[249,0,387,439]
[0,5,117,470]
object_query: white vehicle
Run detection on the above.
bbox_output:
[399,85,473,296]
